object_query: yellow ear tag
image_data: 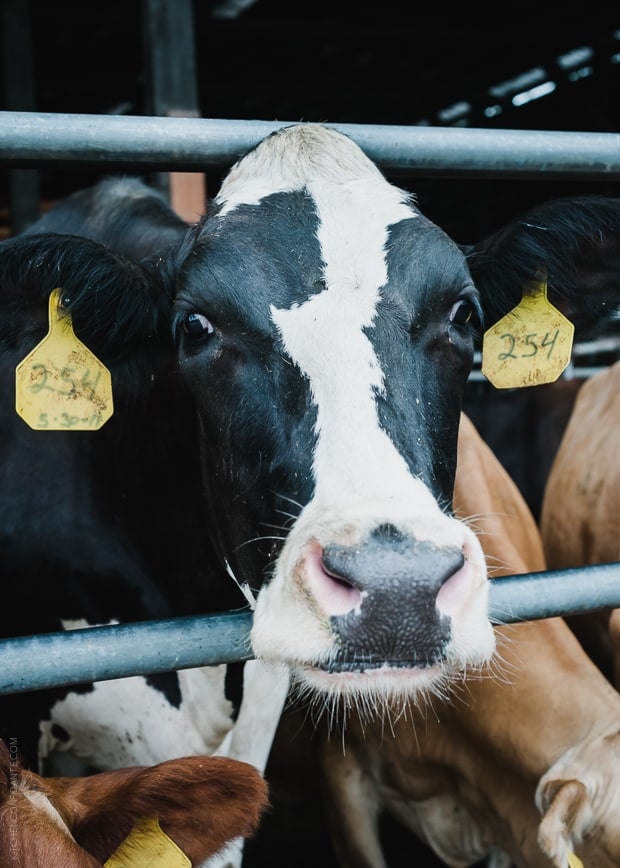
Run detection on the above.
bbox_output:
[481,277,574,388]
[15,288,113,430]
[104,816,191,867]
[567,851,584,868]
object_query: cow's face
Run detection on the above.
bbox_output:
[173,124,493,703]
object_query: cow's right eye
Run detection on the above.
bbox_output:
[182,312,215,339]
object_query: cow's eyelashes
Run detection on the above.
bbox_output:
[182,312,215,340]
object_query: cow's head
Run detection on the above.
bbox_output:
[172,123,492,703]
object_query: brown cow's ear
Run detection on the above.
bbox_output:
[537,777,588,865]
[63,755,269,865]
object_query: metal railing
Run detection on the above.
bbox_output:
[2,111,620,178]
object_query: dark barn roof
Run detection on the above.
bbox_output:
[1,1,619,238]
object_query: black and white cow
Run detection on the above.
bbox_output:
[3,123,620,866]
[168,124,620,704]
[170,127,490,703]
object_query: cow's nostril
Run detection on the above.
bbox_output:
[304,541,363,617]
[324,534,463,667]
[322,560,355,589]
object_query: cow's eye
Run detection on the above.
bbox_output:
[449,298,477,327]
[183,312,214,339]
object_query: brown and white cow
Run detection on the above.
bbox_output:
[0,737,269,867]
[316,413,620,867]
[540,359,620,688]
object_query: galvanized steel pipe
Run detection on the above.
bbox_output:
[487,562,620,623]
[0,611,254,695]
[1,111,620,178]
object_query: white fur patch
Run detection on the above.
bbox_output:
[40,665,234,771]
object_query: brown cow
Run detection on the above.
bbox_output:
[317,413,620,868]
[540,359,620,689]
[0,738,269,867]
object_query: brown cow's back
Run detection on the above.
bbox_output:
[541,360,620,687]
[541,360,620,568]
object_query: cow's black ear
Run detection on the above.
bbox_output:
[466,194,620,334]
[0,233,167,358]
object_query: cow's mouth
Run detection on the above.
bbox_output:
[307,644,445,674]
[323,658,437,673]
[323,660,435,674]
[295,659,450,699]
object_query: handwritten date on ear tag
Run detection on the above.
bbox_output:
[481,277,574,389]
[15,288,113,430]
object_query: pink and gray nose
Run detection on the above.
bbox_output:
[322,525,464,671]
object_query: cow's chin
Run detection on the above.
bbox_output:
[288,656,484,709]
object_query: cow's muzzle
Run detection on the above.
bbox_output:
[315,525,463,671]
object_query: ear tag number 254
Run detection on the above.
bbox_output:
[481,277,574,389]
[15,288,114,430]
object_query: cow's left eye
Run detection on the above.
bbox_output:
[183,312,215,339]
[449,298,476,326]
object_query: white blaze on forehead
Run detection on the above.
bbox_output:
[272,184,417,506]
[216,123,437,509]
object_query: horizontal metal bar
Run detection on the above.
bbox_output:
[487,562,620,623]
[0,564,618,695]
[0,611,254,696]
[1,112,620,179]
